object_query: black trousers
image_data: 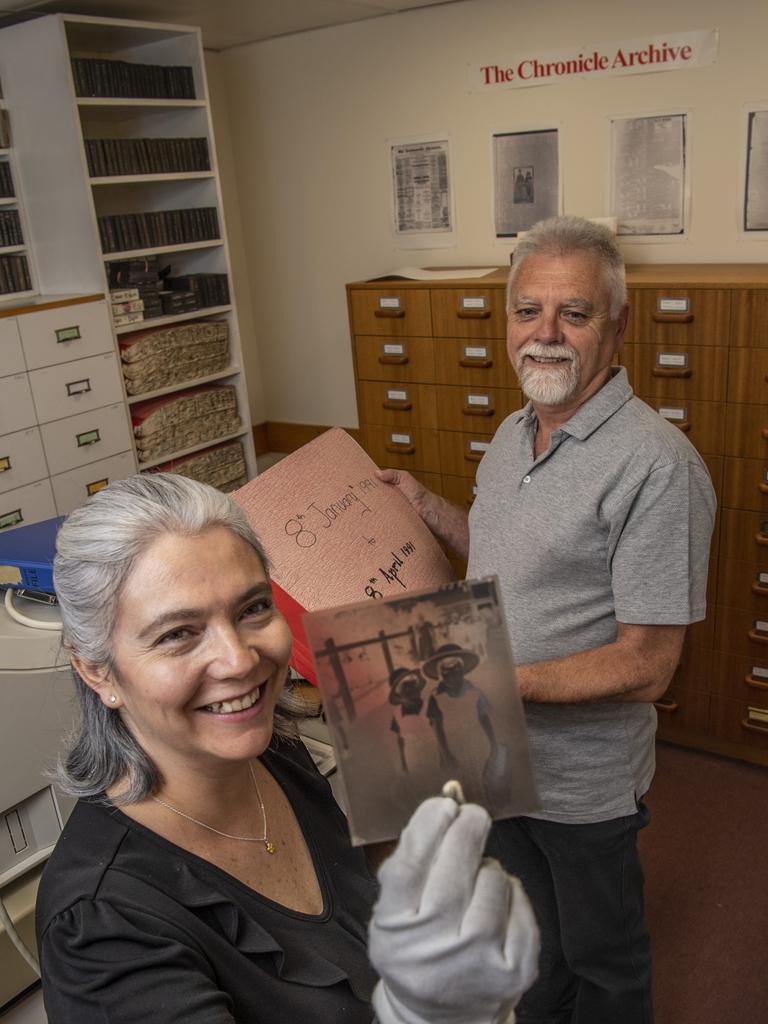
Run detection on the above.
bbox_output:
[486,803,653,1024]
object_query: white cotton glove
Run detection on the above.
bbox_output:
[368,797,539,1024]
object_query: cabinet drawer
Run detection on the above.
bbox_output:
[362,425,440,473]
[724,403,768,459]
[434,337,516,388]
[0,478,56,533]
[0,318,25,377]
[686,613,715,650]
[357,381,437,429]
[0,427,47,495]
[721,457,768,513]
[701,454,723,505]
[709,695,768,752]
[643,397,725,456]
[0,374,37,433]
[442,472,479,509]
[348,289,431,336]
[620,344,728,402]
[28,352,124,424]
[18,299,112,370]
[730,289,768,348]
[435,384,521,432]
[717,559,768,613]
[40,402,134,475]
[710,650,768,700]
[714,604,768,659]
[719,508,768,566]
[654,687,710,736]
[430,288,507,339]
[671,643,712,691]
[51,451,136,516]
[626,289,730,345]
[438,429,494,478]
[353,335,435,383]
[727,348,768,404]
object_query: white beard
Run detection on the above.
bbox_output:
[516,343,581,405]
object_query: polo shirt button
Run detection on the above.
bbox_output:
[523,475,531,483]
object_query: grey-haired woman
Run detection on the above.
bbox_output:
[38,473,538,1024]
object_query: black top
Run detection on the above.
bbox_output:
[36,742,378,1023]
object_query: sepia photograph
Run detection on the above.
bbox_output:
[304,576,538,845]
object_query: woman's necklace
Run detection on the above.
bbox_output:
[151,762,276,853]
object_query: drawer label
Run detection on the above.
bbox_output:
[464,345,488,359]
[467,394,490,406]
[390,432,412,445]
[469,441,490,453]
[657,297,689,313]
[472,484,478,496]
[76,428,101,447]
[86,478,109,496]
[658,405,687,421]
[747,706,768,724]
[759,572,768,586]
[55,325,82,344]
[378,297,401,309]
[386,388,408,401]
[656,352,688,368]
[462,297,486,310]
[383,343,404,355]
[66,377,92,396]
[755,620,768,634]
[753,665,768,680]
[0,456,10,473]
[0,508,23,530]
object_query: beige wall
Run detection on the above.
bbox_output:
[213,0,768,430]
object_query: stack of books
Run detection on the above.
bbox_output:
[109,288,145,328]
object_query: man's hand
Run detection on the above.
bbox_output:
[368,797,539,1024]
[375,469,470,559]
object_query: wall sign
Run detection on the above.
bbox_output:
[469,30,718,92]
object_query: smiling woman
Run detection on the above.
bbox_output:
[36,473,540,1024]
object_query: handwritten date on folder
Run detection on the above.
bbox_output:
[232,428,456,682]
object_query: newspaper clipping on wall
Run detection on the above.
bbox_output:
[493,128,559,237]
[610,113,687,235]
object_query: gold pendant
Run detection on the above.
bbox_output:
[265,840,276,854]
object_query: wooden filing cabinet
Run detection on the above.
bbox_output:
[0,294,137,533]
[348,264,768,766]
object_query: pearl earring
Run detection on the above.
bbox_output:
[109,694,117,704]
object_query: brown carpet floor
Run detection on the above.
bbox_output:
[640,741,768,1024]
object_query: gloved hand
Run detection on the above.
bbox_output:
[368,797,539,1024]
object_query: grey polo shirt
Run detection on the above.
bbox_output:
[468,367,715,823]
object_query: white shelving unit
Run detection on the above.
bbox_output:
[0,105,36,303]
[0,14,256,482]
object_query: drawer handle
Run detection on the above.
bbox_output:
[378,354,409,365]
[654,697,679,713]
[382,399,412,411]
[385,442,415,455]
[55,324,82,344]
[651,367,692,379]
[652,312,694,324]
[746,673,768,690]
[457,309,492,320]
[758,532,768,547]
[462,404,494,417]
[66,377,92,396]
[0,508,23,529]
[741,718,768,736]
[0,456,10,473]
[759,482,768,495]
[761,427,768,440]
[459,357,493,368]
[374,309,405,319]
[752,581,768,597]
[748,628,768,644]
[465,451,485,463]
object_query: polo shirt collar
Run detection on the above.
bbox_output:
[513,366,633,440]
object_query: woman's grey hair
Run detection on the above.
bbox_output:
[506,215,628,318]
[53,472,308,804]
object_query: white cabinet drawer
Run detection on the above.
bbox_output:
[0,478,57,533]
[18,299,113,370]
[40,402,134,475]
[0,373,37,433]
[28,352,124,424]
[51,451,136,515]
[0,318,25,377]
[0,427,47,495]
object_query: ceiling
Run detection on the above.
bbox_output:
[0,0,463,50]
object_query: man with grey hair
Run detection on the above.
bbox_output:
[378,215,715,1023]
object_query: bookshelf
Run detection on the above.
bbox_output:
[0,14,256,487]
[0,100,36,301]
